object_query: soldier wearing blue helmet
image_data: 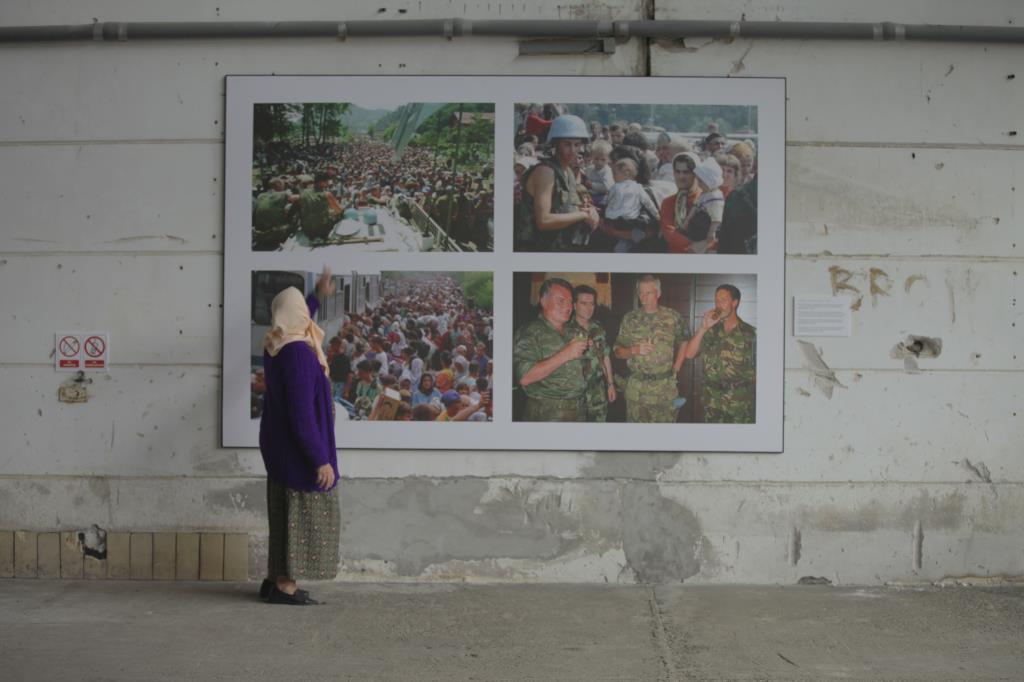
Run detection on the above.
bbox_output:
[516,114,600,251]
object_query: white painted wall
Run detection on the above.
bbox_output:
[0,0,1020,584]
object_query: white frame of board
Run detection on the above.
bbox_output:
[223,75,785,452]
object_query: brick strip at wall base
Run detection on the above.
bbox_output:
[130,533,153,580]
[200,534,225,581]
[14,532,37,578]
[106,533,131,580]
[37,533,61,579]
[176,533,200,580]
[0,530,249,581]
[61,532,83,579]
[153,533,176,580]
[0,531,14,578]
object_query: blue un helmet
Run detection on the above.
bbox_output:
[546,114,590,141]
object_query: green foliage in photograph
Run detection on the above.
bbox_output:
[384,271,493,312]
[253,103,352,148]
[566,104,757,135]
[411,103,495,173]
[457,271,494,311]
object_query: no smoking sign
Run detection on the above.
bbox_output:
[56,332,110,372]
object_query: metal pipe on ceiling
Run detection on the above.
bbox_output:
[0,19,1021,45]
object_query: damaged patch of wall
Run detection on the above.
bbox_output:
[202,481,266,519]
[580,452,684,481]
[803,490,966,533]
[339,478,705,583]
[78,524,107,559]
[621,483,703,582]
[341,479,594,577]
[890,335,942,372]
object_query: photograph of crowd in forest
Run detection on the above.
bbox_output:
[251,269,494,423]
[251,101,494,252]
[513,103,758,254]
[512,272,756,424]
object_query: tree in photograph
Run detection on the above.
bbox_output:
[299,103,351,147]
[458,272,494,311]
[253,104,291,147]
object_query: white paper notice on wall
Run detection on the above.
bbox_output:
[55,332,110,372]
[793,297,851,337]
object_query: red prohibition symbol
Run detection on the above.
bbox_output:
[59,336,80,357]
[84,335,106,358]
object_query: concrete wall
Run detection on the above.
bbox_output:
[0,0,1021,584]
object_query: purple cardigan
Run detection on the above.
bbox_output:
[258,296,338,492]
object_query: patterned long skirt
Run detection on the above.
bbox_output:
[266,478,340,581]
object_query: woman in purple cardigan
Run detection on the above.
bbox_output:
[258,270,339,605]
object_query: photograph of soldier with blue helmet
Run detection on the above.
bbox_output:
[513,102,758,254]
[512,272,756,424]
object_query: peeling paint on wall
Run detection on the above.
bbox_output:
[797,341,846,398]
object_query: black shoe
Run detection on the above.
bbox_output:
[267,585,318,606]
[260,579,309,601]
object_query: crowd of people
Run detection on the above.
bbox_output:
[311,273,494,422]
[252,137,494,251]
[513,104,758,254]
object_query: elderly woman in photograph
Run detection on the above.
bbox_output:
[658,151,703,254]
[258,267,340,605]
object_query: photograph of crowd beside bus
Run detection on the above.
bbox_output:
[252,101,495,252]
[512,272,756,424]
[513,103,758,254]
[251,269,494,422]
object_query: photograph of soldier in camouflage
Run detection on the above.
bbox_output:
[513,102,758,254]
[251,100,494,253]
[511,272,756,424]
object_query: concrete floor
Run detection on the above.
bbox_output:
[1,581,1022,681]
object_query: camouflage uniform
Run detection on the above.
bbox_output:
[254,190,290,229]
[700,320,756,423]
[516,159,586,251]
[513,314,586,421]
[299,188,335,241]
[579,321,611,422]
[615,306,687,423]
[252,190,292,250]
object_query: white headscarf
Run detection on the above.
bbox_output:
[694,156,723,191]
[262,287,329,378]
[672,152,702,229]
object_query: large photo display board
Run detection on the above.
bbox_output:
[224,76,785,452]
